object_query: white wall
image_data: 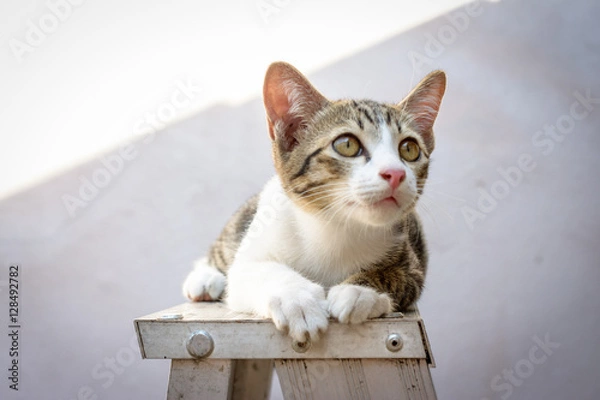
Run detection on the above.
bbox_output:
[0,0,471,199]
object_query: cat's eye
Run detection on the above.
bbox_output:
[333,134,362,157]
[399,139,421,162]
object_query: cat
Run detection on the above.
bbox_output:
[182,61,446,344]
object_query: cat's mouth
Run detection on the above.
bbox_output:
[373,196,399,208]
[350,191,403,211]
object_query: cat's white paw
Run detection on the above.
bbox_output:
[182,260,226,302]
[327,284,392,324]
[266,283,329,343]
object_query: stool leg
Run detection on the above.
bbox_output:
[167,359,234,400]
[231,360,274,400]
[275,359,437,400]
[361,359,437,399]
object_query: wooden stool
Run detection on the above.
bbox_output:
[134,302,437,399]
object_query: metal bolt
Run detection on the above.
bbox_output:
[386,333,403,352]
[186,330,214,358]
[292,339,311,353]
[158,314,183,321]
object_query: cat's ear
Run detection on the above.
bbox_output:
[263,62,328,151]
[396,70,446,152]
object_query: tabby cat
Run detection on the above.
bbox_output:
[183,62,446,343]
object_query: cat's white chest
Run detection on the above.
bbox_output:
[236,177,396,287]
[289,210,394,286]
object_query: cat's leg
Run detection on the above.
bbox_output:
[327,284,393,324]
[182,257,227,301]
[328,261,424,323]
[226,261,329,343]
[328,229,426,323]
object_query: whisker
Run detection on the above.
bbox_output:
[417,194,455,223]
[416,201,441,234]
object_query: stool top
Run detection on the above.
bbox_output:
[137,301,415,323]
[134,302,434,365]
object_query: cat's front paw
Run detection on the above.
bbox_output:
[182,260,226,302]
[267,283,329,343]
[327,284,392,324]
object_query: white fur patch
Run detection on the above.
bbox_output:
[234,177,401,287]
[182,258,226,301]
[226,260,329,343]
[327,284,392,324]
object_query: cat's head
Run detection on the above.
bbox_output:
[263,62,446,227]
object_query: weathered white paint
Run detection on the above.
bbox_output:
[137,302,437,399]
[135,302,432,360]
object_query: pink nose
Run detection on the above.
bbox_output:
[379,169,406,190]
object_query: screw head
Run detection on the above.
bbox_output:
[186,330,214,358]
[386,333,403,352]
[292,339,311,353]
[158,313,183,321]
